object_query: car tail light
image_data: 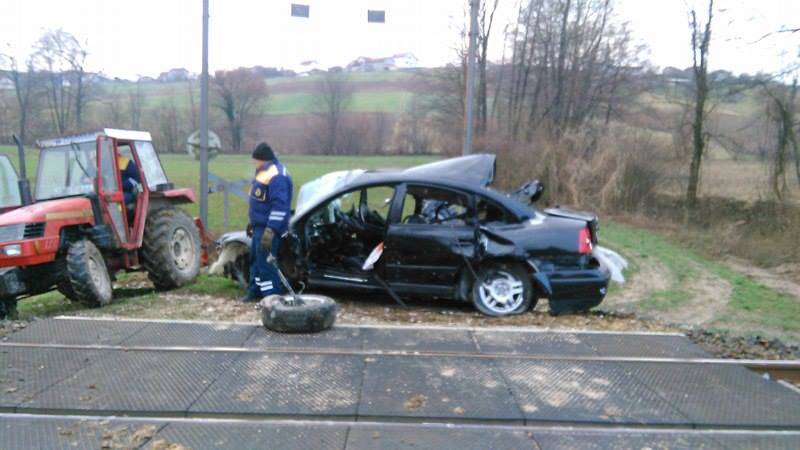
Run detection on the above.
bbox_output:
[578,227,593,254]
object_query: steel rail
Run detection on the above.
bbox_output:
[2,340,798,381]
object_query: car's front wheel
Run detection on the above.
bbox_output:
[471,262,535,316]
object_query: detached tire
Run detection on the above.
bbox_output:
[471,262,535,317]
[66,240,113,307]
[141,207,201,290]
[260,294,337,333]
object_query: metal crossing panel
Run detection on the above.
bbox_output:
[1,317,799,450]
[22,349,239,415]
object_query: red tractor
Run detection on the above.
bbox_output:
[0,129,205,319]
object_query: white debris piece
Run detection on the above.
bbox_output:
[593,245,628,284]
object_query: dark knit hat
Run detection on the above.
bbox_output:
[252,142,276,161]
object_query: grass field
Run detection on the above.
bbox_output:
[602,222,800,342]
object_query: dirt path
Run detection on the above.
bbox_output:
[725,257,800,299]
[603,258,670,306]
[658,263,732,326]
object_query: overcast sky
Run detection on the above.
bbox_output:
[0,0,797,80]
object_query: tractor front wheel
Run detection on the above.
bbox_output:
[0,298,18,320]
[66,240,113,307]
[141,207,201,290]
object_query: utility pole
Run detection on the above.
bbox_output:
[199,0,210,226]
[463,0,479,155]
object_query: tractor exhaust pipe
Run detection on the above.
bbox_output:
[11,135,33,206]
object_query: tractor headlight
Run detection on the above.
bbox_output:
[1,244,21,256]
[0,224,24,243]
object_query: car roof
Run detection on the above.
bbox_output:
[292,163,536,223]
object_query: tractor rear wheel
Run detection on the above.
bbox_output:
[66,240,113,307]
[141,207,201,290]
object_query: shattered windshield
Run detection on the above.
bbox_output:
[35,143,97,201]
[0,155,21,209]
[296,169,365,213]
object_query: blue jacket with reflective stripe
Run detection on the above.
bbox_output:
[248,159,293,233]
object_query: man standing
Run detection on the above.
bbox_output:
[243,142,293,302]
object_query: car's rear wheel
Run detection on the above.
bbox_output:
[471,262,535,316]
[66,240,113,307]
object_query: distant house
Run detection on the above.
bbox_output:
[0,78,14,90]
[391,53,418,69]
[138,76,156,83]
[157,68,192,83]
[295,60,323,77]
[86,72,113,83]
[347,53,418,72]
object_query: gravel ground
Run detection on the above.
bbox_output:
[687,329,800,360]
[6,286,797,361]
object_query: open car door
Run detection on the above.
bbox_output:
[0,155,21,214]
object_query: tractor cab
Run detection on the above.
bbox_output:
[1,129,202,319]
[0,155,21,214]
[34,129,177,249]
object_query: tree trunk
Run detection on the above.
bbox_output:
[75,69,85,130]
[685,0,713,217]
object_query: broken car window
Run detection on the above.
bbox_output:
[400,185,471,225]
[362,185,394,226]
[477,197,510,224]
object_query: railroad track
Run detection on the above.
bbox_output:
[1,318,799,449]
[742,360,800,386]
[2,338,799,383]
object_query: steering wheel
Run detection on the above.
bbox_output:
[334,207,365,231]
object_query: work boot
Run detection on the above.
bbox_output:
[239,293,260,303]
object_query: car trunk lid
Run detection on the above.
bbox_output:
[543,207,599,245]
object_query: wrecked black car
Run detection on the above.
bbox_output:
[212,154,612,316]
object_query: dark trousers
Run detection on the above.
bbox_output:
[248,225,284,299]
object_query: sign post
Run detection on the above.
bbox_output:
[199,0,210,226]
[463,0,479,155]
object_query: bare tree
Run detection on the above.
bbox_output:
[212,68,269,152]
[763,79,799,200]
[397,93,433,153]
[0,53,40,143]
[685,0,714,215]
[149,91,186,153]
[103,86,125,126]
[476,0,500,135]
[128,81,144,129]
[312,72,353,154]
[33,29,91,134]
[370,112,391,153]
[493,0,637,142]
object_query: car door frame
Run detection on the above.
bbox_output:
[383,182,478,296]
[303,182,399,290]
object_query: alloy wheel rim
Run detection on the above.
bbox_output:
[478,270,525,314]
